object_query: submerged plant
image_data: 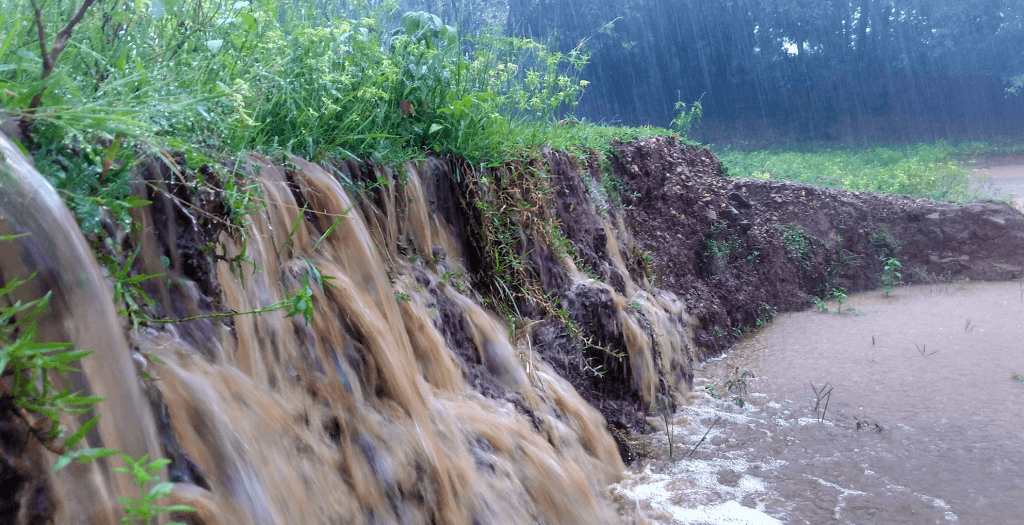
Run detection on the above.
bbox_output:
[686,415,720,458]
[725,368,754,407]
[651,394,675,459]
[810,381,833,423]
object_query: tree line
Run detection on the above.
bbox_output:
[500,0,1024,144]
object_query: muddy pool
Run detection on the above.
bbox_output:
[614,281,1024,525]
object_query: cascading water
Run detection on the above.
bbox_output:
[0,133,164,524]
[0,132,703,524]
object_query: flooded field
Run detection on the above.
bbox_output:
[971,157,1024,211]
[614,281,1024,524]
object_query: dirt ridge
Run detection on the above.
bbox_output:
[613,137,1024,358]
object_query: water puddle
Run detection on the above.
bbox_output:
[616,281,1024,524]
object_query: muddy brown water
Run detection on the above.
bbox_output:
[970,157,1024,211]
[615,281,1024,525]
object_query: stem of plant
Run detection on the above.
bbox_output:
[687,416,720,458]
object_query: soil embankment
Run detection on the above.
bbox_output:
[613,138,1024,358]
[3,132,1023,524]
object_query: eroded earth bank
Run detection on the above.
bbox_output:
[1,132,1022,524]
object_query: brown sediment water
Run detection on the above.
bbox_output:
[128,157,629,524]
[615,281,1024,524]
[969,157,1024,211]
[0,135,164,524]
[7,135,710,524]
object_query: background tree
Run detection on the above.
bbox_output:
[506,0,1024,144]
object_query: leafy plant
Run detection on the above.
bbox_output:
[745,250,759,269]
[811,296,829,313]
[1006,75,1024,97]
[754,301,777,327]
[781,222,814,270]
[725,368,754,407]
[670,96,703,137]
[869,226,903,258]
[830,286,858,314]
[31,128,151,237]
[115,454,195,524]
[97,248,164,331]
[704,221,739,266]
[822,235,860,294]
[879,256,902,296]
[1,235,194,522]
[719,141,985,202]
[0,244,116,467]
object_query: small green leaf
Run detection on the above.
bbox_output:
[51,447,121,472]
[63,414,100,450]
[121,195,152,208]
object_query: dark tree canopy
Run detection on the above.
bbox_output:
[506,0,1024,144]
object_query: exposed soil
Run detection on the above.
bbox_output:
[612,137,1024,358]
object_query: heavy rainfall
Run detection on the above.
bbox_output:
[0,0,1022,524]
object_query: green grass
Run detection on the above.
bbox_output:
[947,140,1024,159]
[0,0,683,169]
[716,141,1012,202]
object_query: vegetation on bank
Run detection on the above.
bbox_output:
[716,141,1023,202]
[0,0,676,166]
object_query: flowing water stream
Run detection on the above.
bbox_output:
[2,135,700,524]
[615,281,1024,525]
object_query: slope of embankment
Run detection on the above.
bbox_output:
[613,137,1024,357]
[2,132,1023,524]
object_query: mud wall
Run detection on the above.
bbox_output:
[612,137,1024,357]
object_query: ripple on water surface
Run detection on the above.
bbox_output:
[616,281,1024,524]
